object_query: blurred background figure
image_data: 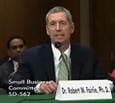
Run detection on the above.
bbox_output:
[0,35,26,94]
[0,58,5,65]
[111,50,115,78]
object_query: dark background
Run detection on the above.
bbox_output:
[0,0,115,72]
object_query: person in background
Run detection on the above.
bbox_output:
[0,35,26,94]
[0,58,5,65]
[12,6,115,94]
[111,50,115,78]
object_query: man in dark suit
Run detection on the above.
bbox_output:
[12,6,115,94]
[0,35,26,94]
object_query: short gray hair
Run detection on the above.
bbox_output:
[46,6,73,25]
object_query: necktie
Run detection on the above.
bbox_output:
[13,61,19,72]
[58,53,70,80]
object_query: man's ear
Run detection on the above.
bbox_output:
[46,25,50,36]
[8,50,11,57]
[71,22,75,34]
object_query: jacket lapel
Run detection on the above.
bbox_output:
[8,60,14,73]
[43,44,56,81]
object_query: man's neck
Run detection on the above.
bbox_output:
[59,43,70,52]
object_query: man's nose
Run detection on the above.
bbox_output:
[16,48,22,52]
[55,23,61,30]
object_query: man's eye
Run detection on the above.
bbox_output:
[11,46,17,49]
[49,22,55,26]
[10,45,24,49]
[19,45,24,48]
[60,21,66,25]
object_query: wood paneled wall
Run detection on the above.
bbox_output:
[90,0,115,72]
[0,0,80,57]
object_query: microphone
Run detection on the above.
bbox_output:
[54,42,61,49]
[54,42,71,80]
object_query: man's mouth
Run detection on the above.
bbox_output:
[55,34,64,37]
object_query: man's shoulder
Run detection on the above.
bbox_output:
[26,43,50,53]
[0,61,10,70]
[71,44,94,53]
[22,43,51,58]
[71,44,96,60]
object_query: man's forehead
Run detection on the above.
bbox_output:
[10,39,24,46]
[48,12,67,20]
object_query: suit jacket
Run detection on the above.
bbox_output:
[13,43,112,82]
[0,60,14,93]
[0,58,5,65]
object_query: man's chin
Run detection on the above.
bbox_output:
[54,39,64,43]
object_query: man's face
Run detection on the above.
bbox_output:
[46,12,74,45]
[8,38,26,61]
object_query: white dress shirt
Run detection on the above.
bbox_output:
[9,57,19,72]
